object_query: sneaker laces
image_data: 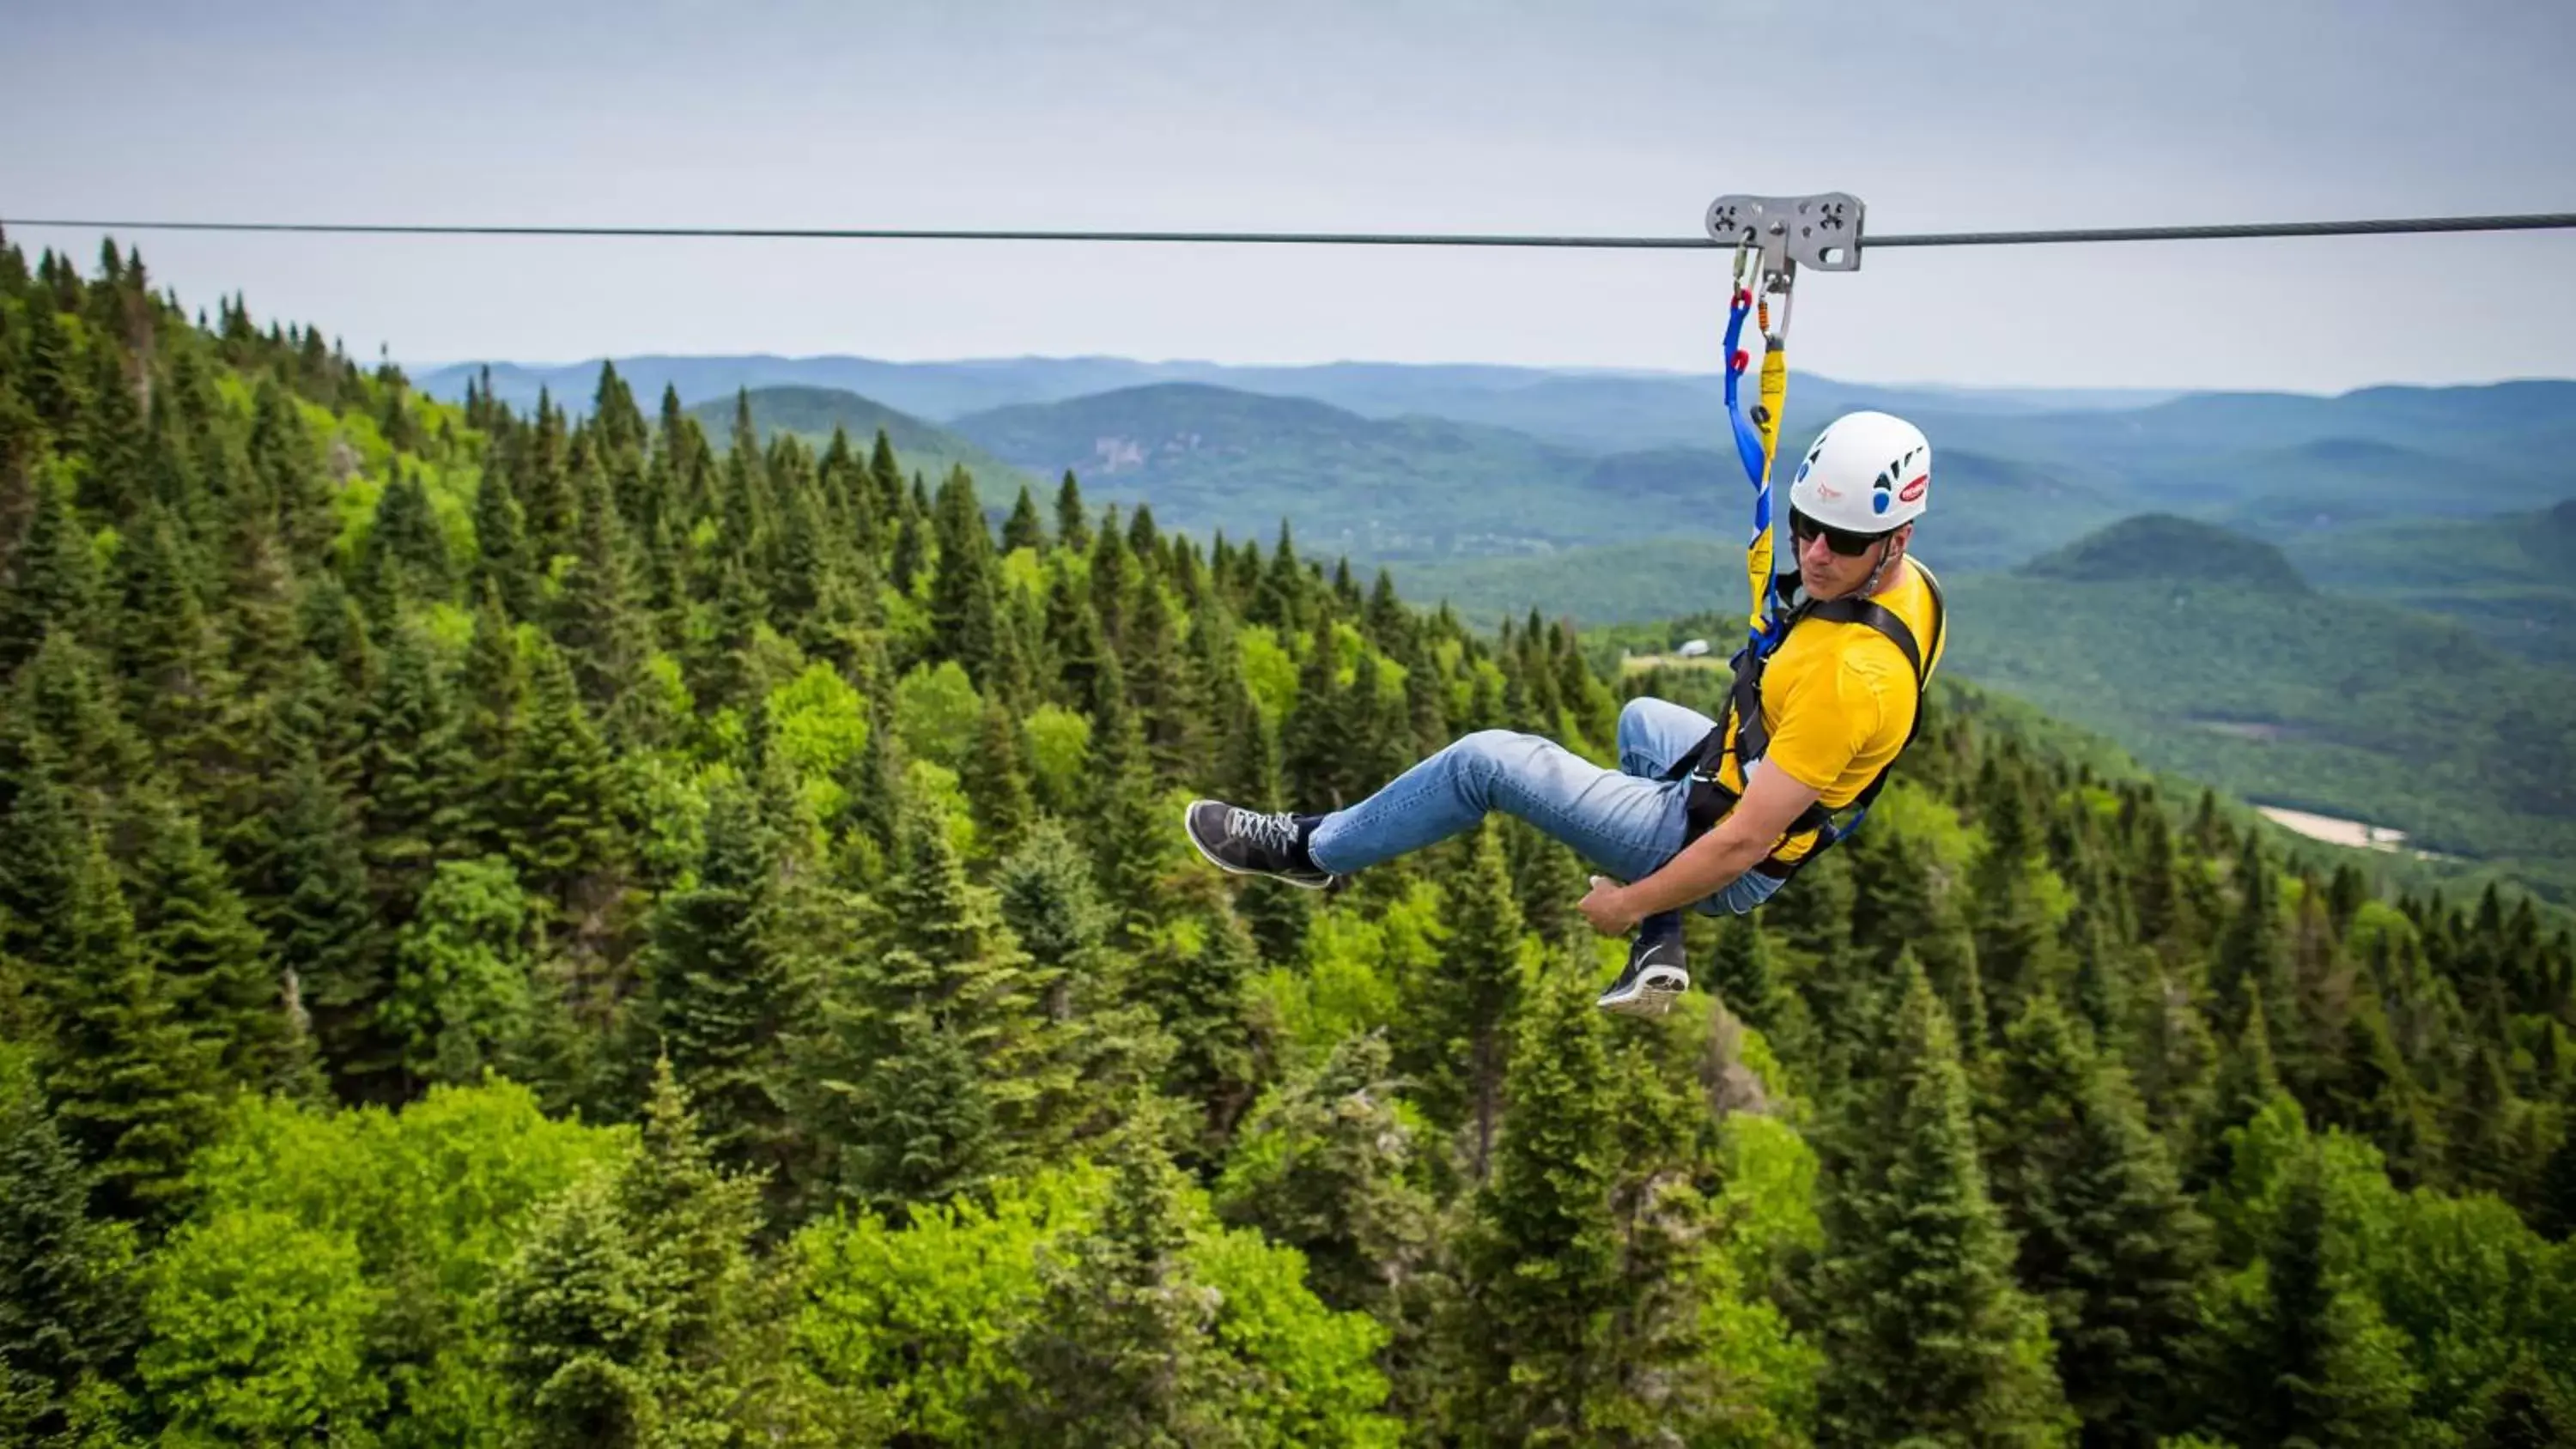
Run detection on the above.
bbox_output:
[1227,807,1302,858]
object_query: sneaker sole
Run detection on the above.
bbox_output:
[1181,802,1337,891]
[1596,985,1685,1018]
[1596,967,1688,1018]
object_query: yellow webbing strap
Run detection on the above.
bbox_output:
[1745,339,1789,624]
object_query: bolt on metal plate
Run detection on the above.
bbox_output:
[1706,193,1866,271]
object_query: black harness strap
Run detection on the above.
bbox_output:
[1662,567,1947,878]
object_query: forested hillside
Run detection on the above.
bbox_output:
[1944,516,2576,906]
[3,233,2574,1446]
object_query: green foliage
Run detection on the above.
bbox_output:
[1941,567,2576,906]
[1988,994,2213,1445]
[384,856,538,1089]
[0,1045,139,1446]
[162,1080,623,1447]
[139,1208,386,1446]
[1213,1030,1437,1319]
[1811,959,2076,1447]
[491,1058,792,1448]
[1004,1130,1397,1447]
[2,242,2567,1449]
[894,659,983,771]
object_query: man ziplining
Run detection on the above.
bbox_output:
[1182,407,1947,1016]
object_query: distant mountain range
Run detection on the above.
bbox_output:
[411,355,2181,450]
[680,386,1028,496]
[652,370,2573,638]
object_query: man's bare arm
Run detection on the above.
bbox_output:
[1601,765,1824,925]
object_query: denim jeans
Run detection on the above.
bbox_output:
[1303,696,1785,920]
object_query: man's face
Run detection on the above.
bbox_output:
[1795,519,1905,599]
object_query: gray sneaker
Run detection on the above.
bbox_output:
[1184,800,1337,890]
[1597,921,1688,1016]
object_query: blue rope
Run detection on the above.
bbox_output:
[1720,289,1794,658]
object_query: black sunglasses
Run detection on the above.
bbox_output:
[1789,507,1896,559]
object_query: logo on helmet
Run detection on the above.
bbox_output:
[1899,474,1928,503]
[1871,446,1926,514]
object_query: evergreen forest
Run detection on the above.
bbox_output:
[2,232,2573,1446]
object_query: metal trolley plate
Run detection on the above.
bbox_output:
[1706,193,1866,272]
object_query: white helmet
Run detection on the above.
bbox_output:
[1788,410,1931,533]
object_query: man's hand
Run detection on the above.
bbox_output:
[1580,876,1641,937]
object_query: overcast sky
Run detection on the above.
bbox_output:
[5,0,2572,391]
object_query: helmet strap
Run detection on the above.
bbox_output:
[1856,535,1900,597]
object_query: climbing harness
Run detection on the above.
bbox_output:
[1662,568,1946,879]
[1662,193,1944,881]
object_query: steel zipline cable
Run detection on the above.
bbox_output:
[2,211,2573,251]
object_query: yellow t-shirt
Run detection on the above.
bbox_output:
[1716,557,1946,862]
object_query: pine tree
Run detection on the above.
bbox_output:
[46,826,225,1220]
[126,792,293,1094]
[640,784,796,1177]
[1283,612,1348,808]
[2445,1043,2521,1201]
[2199,1146,2416,1449]
[493,1057,781,1448]
[1453,954,1620,1442]
[1084,650,1171,934]
[246,376,336,567]
[1212,1029,1437,1319]
[1216,677,1284,812]
[1088,506,1133,651]
[2196,996,2283,1187]
[1042,565,1109,715]
[355,466,452,617]
[0,478,100,677]
[1704,912,1785,1031]
[503,641,625,920]
[457,582,526,853]
[814,807,1045,1208]
[1810,956,2074,1447]
[0,1047,141,1446]
[246,740,392,1100]
[358,621,477,919]
[1970,757,2068,1032]
[1989,994,2212,1446]
[553,439,652,715]
[999,1128,1255,1446]
[112,500,230,759]
[9,627,147,799]
[1001,483,1046,554]
[1404,823,1524,1182]
[2537,1092,2576,1241]
[75,337,145,522]
[2212,835,2293,1041]
[1135,891,1262,1149]
[927,467,1004,687]
[470,458,537,619]
[519,391,577,566]
[1123,579,1200,785]
[963,699,1036,858]
[1053,470,1091,554]
[868,430,908,533]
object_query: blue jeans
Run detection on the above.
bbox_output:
[1304,696,1784,921]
